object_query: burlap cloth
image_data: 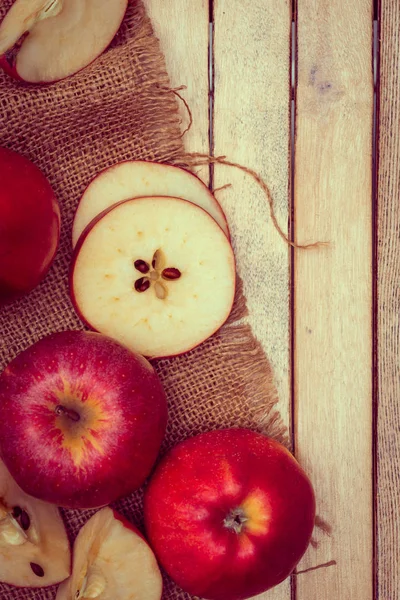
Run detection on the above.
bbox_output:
[0,1,288,598]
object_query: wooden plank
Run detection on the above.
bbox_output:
[293,1,374,600]
[144,0,210,183]
[213,1,292,599]
[376,1,400,598]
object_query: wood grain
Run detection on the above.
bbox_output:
[376,1,400,598]
[144,0,210,183]
[213,0,292,431]
[213,2,292,597]
[293,1,374,599]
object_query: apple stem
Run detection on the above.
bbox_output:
[55,405,80,422]
[223,508,248,534]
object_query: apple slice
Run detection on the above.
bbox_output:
[70,196,236,359]
[0,458,70,588]
[56,507,162,600]
[0,0,128,83]
[72,161,230,247]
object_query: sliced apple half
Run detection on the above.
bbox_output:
[70,196,236,359]
[0,0,128,83]
[0,458,70,588]
[72,161,230,247]
[56,507,162,600]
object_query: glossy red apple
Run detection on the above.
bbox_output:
[0,146,60,303]
[0,0,128,84]
[56,507,162,600]
[144,429,316,600]
[0,331,168,509]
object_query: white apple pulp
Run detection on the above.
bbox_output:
[56,508,162,600]
[71,196,236,359]
[72,160,230,247]
[0,0,128,82]
[0,459,70,588]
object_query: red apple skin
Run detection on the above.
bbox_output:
[0,331,168,509]
[112,509,147,543]
[0,147,60,302]
[0,54,24,81]
[0,50,107,86]
[144,429,316,600]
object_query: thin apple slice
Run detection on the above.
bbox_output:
[0,0,128,83]
[72,161,230,247]
[70,196,236,359]
[56,507,162,600]
[0,458,70,588]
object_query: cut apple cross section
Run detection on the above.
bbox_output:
[56,507,162,600]
[0,458,70,588]
[70,196,236,359]
[72,161,230,247]
[0,0,128,83]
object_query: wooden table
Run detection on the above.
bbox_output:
[144,1,399,599]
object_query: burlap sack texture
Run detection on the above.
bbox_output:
[0,1,288,598]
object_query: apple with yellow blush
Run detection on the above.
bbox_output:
[0,331,167,509]
[144,429,316,600]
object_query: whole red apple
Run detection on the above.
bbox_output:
[144,429,315,600]
[0,146,60,303]
[0,331,168,509]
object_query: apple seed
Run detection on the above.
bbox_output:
[152,249,165,270]
[134,260,150,274]
[134,277,151,293]
[162,268,181,281]
[20,510,30,531]
[154,281,168,300]
[12,506,22,518]
[30,562,45,577]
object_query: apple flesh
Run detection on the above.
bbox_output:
[72,160,230,247]
[0,0,128,83]
[0,457,70,588]
[0,330,167,509]
[70,196,236,359]
[56,507,162,600]
[0,146,60,303]
[144,429,316,600]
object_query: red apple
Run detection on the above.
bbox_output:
[0,146,60,303]
[0,457,70,588]
[144,429,316,600]
[0,330,168,509]
[56,507,162,600]
[0,0,128,84]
